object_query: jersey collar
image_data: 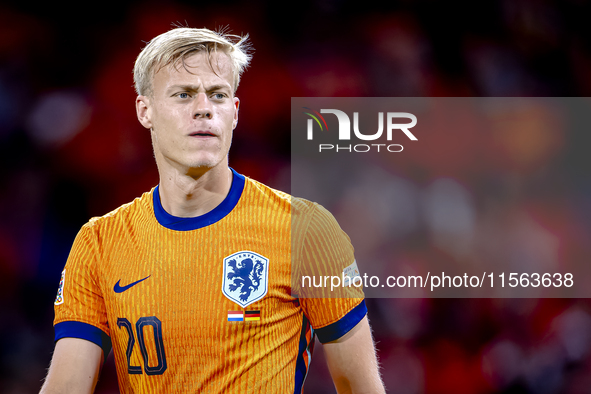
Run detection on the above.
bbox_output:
[153,167,245,231]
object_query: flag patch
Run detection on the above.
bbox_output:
[54,269,65,305]
[228,311,244,322]
[245,310,261,321]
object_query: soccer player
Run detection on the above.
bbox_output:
[40,27,385,393]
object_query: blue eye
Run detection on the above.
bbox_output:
[178,93,189,99]
[214,93,225,99]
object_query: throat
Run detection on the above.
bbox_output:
[158,167,233,218]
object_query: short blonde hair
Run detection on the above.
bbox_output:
[133,27,252,96]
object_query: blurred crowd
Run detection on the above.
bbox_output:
[1,1,591,393]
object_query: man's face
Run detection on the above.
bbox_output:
[136,51,239,177]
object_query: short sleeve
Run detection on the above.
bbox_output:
[293,202,367,343]
[53,223,111,354]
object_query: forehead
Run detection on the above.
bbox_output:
[153,51,234,91]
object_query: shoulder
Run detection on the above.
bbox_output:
[242,176,345,243]
[242,176,322,218]
[242,176,292,204]
[84,188,154,233]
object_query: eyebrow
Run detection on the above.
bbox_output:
[166,84,231,94]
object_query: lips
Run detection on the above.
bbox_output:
[189,130,215,137]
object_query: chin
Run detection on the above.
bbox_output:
[185,158,224,173]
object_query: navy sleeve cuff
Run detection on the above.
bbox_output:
[315,300,368,343]
[54,321,112,356]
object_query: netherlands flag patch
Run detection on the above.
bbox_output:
[227,311,244,322]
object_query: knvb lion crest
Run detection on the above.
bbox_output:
[222,251,269,308]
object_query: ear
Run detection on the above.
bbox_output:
[232,97,240,130]
[136,95,153,129]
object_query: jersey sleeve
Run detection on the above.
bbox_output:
[53,222,111,355]
[293,202,367,344]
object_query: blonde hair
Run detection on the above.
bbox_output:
[133,27,252,96]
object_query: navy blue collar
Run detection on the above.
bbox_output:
[153,168,245,231]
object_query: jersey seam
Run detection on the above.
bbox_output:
[296,202,318,283]
[87,224,107,307]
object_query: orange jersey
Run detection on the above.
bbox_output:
[53,168,366,393]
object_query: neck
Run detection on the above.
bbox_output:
[157,164,233,218]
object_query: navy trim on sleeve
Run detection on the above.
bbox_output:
[55,321,112,356]
[315,300,368,344]
[153,167,245,231]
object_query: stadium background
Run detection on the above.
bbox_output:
[1,1,591,393]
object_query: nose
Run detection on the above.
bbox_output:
[193,93,212,119]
